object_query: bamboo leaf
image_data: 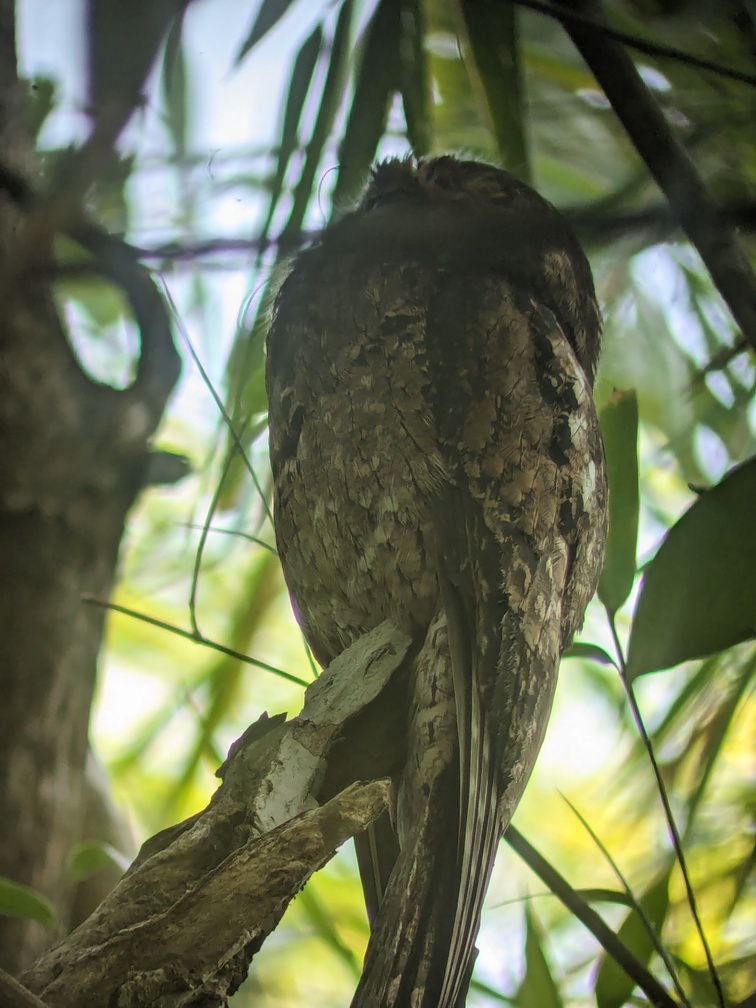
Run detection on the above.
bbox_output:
[284,0,355,235]
[256,24,324,252]
[626,457,756,680]
[236,0,300,64]
[456,0,530,178]
[398,0,431,156]
[69,840,130,882]
[517,906,564,1008]
[0,877,55,927]
[598,389,639,615]
[564,642,618,668]
[331,0,402,208]
[595,872,671,1008]
[162,10,188,156]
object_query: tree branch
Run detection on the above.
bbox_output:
[20,622,412,1008]
[555,0,756,355]
[517,0,756,86]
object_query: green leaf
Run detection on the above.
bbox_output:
[595,872,671,1008]
[55,272,130,330]
[398,0,431,156]
[563,642,618,668]
[286,0,354,231]
[598,389,639,615]
[626,457,756,680]
[69,840,130,882]
[456,0,530,178]
[0,877,56,927]
[86,0,179,123]
[256,24,323,252]
[516,906,564,1008]
[162,10,188,156]
[332,0,402,208]
[236,0,300,64]
[297,885,360,978]
[284,0,354,235]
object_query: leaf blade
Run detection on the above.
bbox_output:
[598,389,640,616]
[626,457,756,680]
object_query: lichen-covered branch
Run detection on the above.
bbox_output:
[19,622,410,1008]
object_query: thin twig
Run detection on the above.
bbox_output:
[82,596,308,687]
[0,969,50,1008]
[504,827,682,1008]
[517,0,756,86]
[183,522,278,553]
[188,424,252,638]
[608,616,726,1008]
[562,795,691,1007]
[158,281,275,525]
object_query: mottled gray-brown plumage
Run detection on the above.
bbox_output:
[265,156,607,1007]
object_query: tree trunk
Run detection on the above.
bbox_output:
[0,0,179,970]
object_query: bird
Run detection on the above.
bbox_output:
[265,155,607,1007]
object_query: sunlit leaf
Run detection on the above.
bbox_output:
[0,877,55,927]
[57,274,131,331]
[595,872,671,1008]
[626,458,756,680]
[598,389,639,615]
[516,906,564,1008]
[297,885,360,978]
[69,840,130,882]
[163,550,285,814]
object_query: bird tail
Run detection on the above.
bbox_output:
[352,487,564,1007]
[352,603,506,1008]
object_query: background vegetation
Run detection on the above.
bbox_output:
[2,0,754,1005]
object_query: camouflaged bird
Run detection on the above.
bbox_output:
[265,155,607,1007]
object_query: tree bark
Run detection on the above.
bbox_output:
[0,1,180,969]
[16,622,408,1007]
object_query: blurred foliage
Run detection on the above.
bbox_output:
[18,0,756,1004]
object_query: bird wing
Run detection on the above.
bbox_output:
[352,270,605,1007]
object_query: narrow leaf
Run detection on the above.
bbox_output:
[598,389,640,615]
[69,840,130,882]
[256,25,324,252]
[284,0,354,235]
[595,872,671,1008]
[456,0,530,178]
[0,877,56,927]
[236,0,299,64]
[398,0,431,156]
[626,457,756,680]
[162,10,188,156]
[331,0,402,208]
[563,641,618,668]
[505,828,680,1008]
[517,906,564,1008]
